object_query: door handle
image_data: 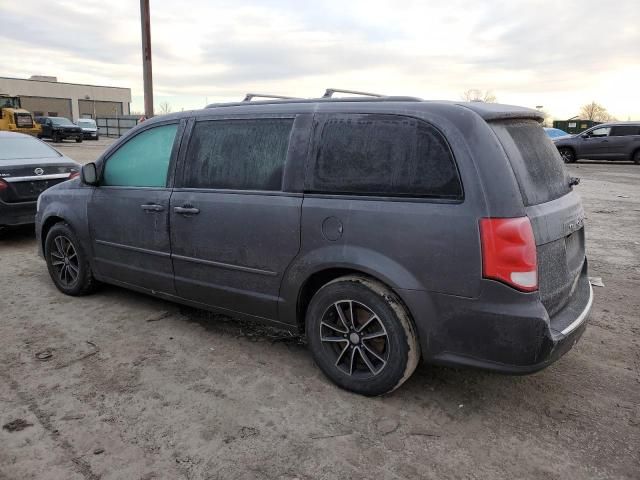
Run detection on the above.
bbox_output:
[141,204,164,212]
[173,206,200,215]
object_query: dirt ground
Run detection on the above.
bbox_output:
[1,140,638,480]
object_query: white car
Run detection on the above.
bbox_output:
[76,118,99,140]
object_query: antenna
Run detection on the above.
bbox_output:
[322,88,385,98]
[243,93,300,102]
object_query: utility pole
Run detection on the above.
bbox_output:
[140,0,154,118]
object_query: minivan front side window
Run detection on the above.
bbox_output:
[184,118,294,191]
[102,123,178,187]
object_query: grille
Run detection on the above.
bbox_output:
[538,228,585,317]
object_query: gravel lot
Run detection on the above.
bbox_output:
[1,140,639,480]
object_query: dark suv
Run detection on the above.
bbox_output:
[35,91,593,395]
[36,116,83,143]
[553,122,640,164]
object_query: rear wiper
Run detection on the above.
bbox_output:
[569,176,580,187]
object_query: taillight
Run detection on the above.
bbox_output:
[69,171,80,180]
[0,179,8,191]
[480,217,538,292]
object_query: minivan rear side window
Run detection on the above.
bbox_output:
[491,120,570,206]
[610,125,640,136]
[184,118,294,191]
[309,115,462,199]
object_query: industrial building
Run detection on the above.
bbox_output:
[0,75,131,121]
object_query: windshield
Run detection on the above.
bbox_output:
[545,128,569,138]
[0,136,61,161]
[0,97,20,108]
[50,117,75,126]
[77,119,97,127]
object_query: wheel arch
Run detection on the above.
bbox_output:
[292,267,419,338]
[40,214,67,253]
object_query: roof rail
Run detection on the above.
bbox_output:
[322,88,385,98]
[243,93,300,102]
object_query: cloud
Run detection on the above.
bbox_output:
[1,0,639,118]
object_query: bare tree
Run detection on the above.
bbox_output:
[579,102,615,122]
[461,89,497,103]
[158,101,173,114]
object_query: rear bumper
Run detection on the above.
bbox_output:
[399,261,593,374]
[0,199,37,226]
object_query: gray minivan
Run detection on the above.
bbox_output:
[35,92,593,395]
[554,122,640,164]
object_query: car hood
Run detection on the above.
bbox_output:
[53,124,81,130]
[552,134,574,141]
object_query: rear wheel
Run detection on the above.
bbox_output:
[559,147,576,163]
[45,223,96,296]
[306,276,420,396]
[633,150,640,165]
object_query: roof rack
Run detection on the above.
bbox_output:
[205,90,423,109]
[322,88,384,98]
[242,93,300,102]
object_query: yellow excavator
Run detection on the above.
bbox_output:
[0,95,41,136]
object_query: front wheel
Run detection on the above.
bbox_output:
[75,137,83,143]
[306,276,420,396]
[559,147,576,163]
[45,223,96,296]
[633,150,640,165]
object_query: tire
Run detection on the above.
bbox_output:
[633,150,640,165]
[306,275,420,396]
[75,137,83,143]
[44,223,96,296]
[53,133,61,143]
[559,147,576,164]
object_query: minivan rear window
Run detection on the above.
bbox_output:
[309,115,462,199]
[491,120,570,206]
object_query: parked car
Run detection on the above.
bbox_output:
[0,131,80,227]
[35,116,83,143]
[544,127,570,139]
[76,118,100,140]
[553,122,640,163]
[35,93,592,395]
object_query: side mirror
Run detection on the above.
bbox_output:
[580,133,590,139]
[81,162,98,186]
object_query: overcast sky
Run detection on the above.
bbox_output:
[2,0,639,119]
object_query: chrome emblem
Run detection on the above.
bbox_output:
[34,168,44,176]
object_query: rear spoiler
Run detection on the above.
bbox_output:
[458,102,544,122]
